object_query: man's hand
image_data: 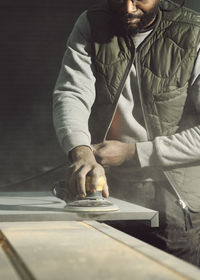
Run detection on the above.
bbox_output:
[69,145,109,198]
[92,140,136,167]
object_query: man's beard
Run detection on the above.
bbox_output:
[111,4,159,36]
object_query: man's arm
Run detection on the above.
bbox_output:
[53,11,95,155]
[53,12,108,197]
[136,126,200,168]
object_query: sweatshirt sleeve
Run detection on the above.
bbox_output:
[53,11,95,156]
[136,44,200,168]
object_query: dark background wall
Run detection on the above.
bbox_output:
[0,0,102,191]
[0,0,199,191]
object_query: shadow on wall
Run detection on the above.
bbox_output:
[0,0,101,191]
[0,0,199,192]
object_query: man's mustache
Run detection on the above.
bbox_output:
[120,13,143,21]
[121,13,142,19]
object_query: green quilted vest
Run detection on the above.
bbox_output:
[87,0,200,212]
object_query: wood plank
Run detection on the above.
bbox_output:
[87,221,200,280]
[0,192,158,226]
[0,221,199,280]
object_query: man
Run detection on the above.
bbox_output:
[53,0,200,266]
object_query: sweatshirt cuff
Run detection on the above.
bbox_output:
[136,141,158,168]
[62,132,91,157]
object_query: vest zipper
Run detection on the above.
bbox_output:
[135,50,193,231]
[104,46,135,141]
[162,171,193,231]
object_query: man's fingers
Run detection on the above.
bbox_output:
[76,167,89,197]
[92,145,106,165]
[68,165,88,198]
[68,159,107,198]
[89,172,99,192]
[75,165,102,197]
[93,175,109,198]
[102,181,109,198]
[92,143,100,150]
[92,143,104,153]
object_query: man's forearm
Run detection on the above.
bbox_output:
[53,11,95,156]
[137,125,200,168]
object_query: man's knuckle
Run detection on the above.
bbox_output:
[91,169,99,177]
[95,164,104,171]
[77,172,84,180]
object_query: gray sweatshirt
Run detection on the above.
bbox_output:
[53,11,200,182]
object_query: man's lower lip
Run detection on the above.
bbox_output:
[120,18,140,25]
[126,18,140,24]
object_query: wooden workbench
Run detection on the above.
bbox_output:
[0,220,200,280]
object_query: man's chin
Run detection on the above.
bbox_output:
[122,25,140,36]
[112,17,144,36]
